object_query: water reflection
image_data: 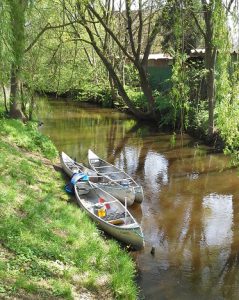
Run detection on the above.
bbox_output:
[37,97,239,300]
[203,194,233,246]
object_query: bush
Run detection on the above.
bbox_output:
[77,84,113,107]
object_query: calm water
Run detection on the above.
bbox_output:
[37,98,239,300]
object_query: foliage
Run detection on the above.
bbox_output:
[161,0,202,53]
[170,55,190,130]
[162,1,191,130]
[61,0,165,119]
[0,0,111,116]
[213,0,231,105]
[164,0,239,154]
[2,0,239,155]
[124,86,148,109]
[0,110,138,299]
[77,82,112,106]
[0,0,12,86]
[124,64,140,88]
[213,1,239,161]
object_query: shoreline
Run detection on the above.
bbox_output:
[0,112,138,299]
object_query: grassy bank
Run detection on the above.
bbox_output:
[0,111,138,299]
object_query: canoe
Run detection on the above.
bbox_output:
[88,149,144,203]
[74,180,144,249]
[60,152,135,205]
[60,151,96,178]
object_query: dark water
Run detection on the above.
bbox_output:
[37,98,239,300]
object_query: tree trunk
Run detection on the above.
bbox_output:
[207,65,215,136]
[109,76,116,108]
[202,1,216,137]
[204,45,217,137]
[20,82,27,115]
[28,93,35,121]
[8,0,27,121]
[79,4,159,122]
[85,25,154,120]
[9,67,26,120]
[2,85,8,113]
[137,64,156,118]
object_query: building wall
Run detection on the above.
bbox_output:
[148,59,172,91]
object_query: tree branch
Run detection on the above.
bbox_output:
[136,0,143,58]
[83,22,148,118]
[142,15,161,65]
[24,20,78,53]
[125,0,137,57]
[87,5,135,63]
[227,0,235,11]
[190,9,206,39]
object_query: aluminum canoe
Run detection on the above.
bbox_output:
[74,181,144,249]
[60,152,135,205]
[88,149,144,203]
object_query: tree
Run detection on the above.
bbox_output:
[4,0,83,120]
[0,0,12,114]
[8,0,28,119]
[161,0,202,54]
[188,0,236,136]
[62,0,163,120]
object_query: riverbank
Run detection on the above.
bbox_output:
[0,110,138,299]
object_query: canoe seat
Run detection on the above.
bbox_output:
[104,211,126,222]
[66,162,76,167]
[91,159,101,167]
[108,219,124,225]
[95,165,112,169]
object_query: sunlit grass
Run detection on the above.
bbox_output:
[0,118,57,159]
[0,114,138,299]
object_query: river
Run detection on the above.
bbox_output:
[37,97,239,300]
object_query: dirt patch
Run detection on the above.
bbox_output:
[72,287,113,300]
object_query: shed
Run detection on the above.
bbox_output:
[147,53,173,92]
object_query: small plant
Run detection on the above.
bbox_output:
[52,281,73,299]
[170,132,176,148]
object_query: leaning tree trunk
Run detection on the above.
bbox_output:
[84,24,154,120]
[109,76,117,108]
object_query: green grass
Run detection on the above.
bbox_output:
[0,116,57,159]
[0,110,138,299]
